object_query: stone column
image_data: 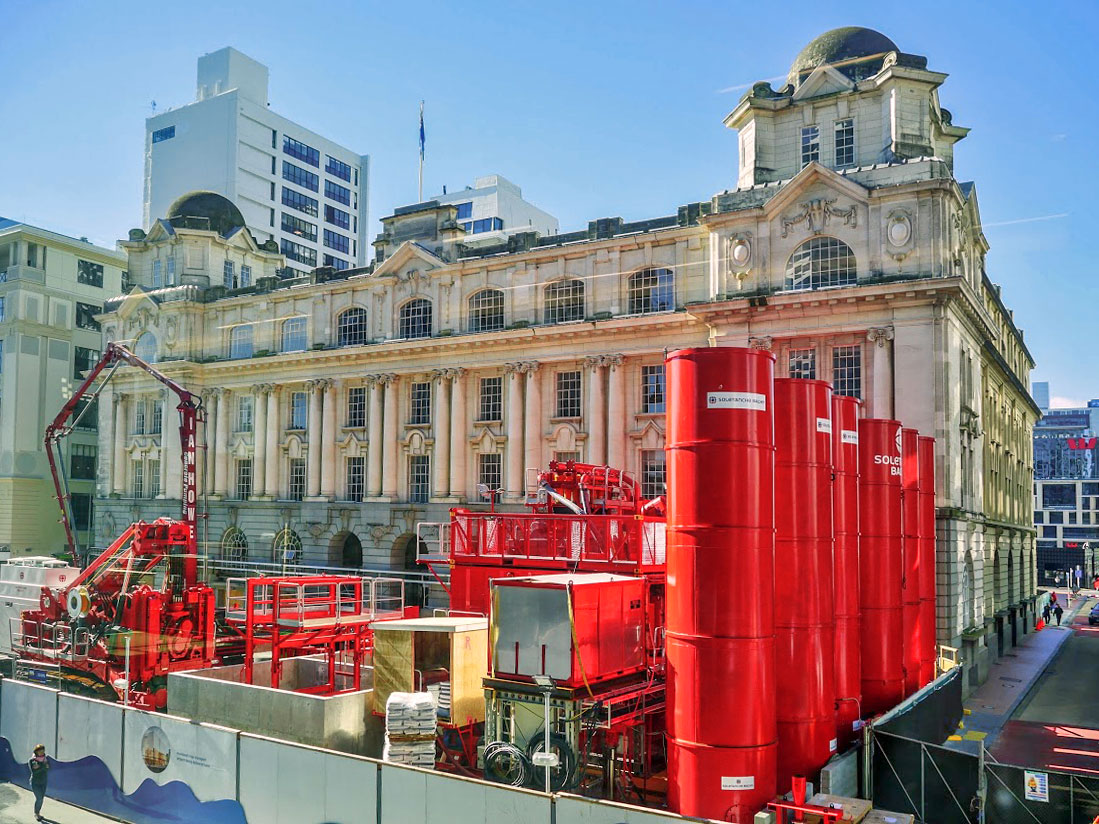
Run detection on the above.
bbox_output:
[321,380,337,499]
[505,363,525,498]
[112,394,127,494]
[586,356,606,465]
[381,375,399,498]
[214,389,230,497]
[252,384,269,498]
[432,371,451,498]
[307,380,323,497]
[606,354,626,470]
[201,390,215,498]
[523,362,542,480]
[868,326,895,419]
[264,386,279,498]
[449,369,468,500]
[367,376,384,497]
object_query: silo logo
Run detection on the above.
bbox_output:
[895,429,903,455]
[707,392,766,410]
[874,454,902,475]
[841,430,858,445]
[816,417,832,433]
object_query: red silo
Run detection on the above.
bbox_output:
[917,436,937,686]
[773,379,836,791]
[900,428,921,697]
[831,394,861,748]
[666,347,777,822]
[858,418,905,715]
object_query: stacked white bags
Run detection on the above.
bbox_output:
[383,691,437,767]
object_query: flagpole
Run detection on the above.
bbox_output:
[418,100,424,202]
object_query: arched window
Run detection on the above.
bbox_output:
[468,289,505,332]
[543,280,585,324]
[628,268,675,315]
[281,316,307,352]
[229,324,253,359]
[134,332,158,364]
[399,298,432,339]
[221,526,248,563]
[784,237,856,291]
[337,307,367,347]
[274,526,302,568]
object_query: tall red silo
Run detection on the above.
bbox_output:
[858,418,905,715]
[831,394,861,748]
[917,435,937,686]
[900,428,921,697]
[666,347,777,822]
[773,378,836,791]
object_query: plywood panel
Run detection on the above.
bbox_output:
[451,628,488,724]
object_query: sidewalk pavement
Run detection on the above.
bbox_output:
[0,783,127,824]
[944,589,1089,756]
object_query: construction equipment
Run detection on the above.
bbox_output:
[14,343,217,709]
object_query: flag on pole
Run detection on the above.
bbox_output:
[419,100,425,161]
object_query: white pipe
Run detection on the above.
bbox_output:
[541,484,583,515]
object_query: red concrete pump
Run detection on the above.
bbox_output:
[14,342,218,709]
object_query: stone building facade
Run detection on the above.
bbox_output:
[94,27,1038,690]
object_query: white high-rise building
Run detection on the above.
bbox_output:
[432,174,557,247]
[143,47,369,275]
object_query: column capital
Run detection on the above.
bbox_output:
[444,367,466,380]
[867,326,895,347]
[504,362,525,375]
[251,383,275,395]
[306,378,334,392]
[521,361,540,375]
[602,353,624,369]
[583,356,604,370]
[748,336,773,351]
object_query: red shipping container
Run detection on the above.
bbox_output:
[901,427,921,697]
[917,436,937,686]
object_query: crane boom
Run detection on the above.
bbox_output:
[44,342,202,584]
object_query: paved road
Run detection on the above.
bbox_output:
[990,596,1099,773]
[0,783,125,824]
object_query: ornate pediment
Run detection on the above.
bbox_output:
[781,198,857,237]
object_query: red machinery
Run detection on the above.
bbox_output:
[900,428,922,696]
[773,378,835,792]
[665,347,777,822]
[14,343,217,709]
[831,395,861,749]
[434,460,665,616]
[917,436,937,685]
[858,418,905,715]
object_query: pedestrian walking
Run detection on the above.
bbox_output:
[1043,602,1052,624]
[1054,603,1064,626]
[28,743,49,821]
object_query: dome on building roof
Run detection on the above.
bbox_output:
[166,191,246,237]
[788,27,898,87]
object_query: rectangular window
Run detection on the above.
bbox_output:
[472,217,504,234]
[283,135,319,167]
[641,449,667,500]
[235,458,253,500]
[326,156,352,181]
[834,118,855,167]
[282,160,319,192]
[408,455,430,503]
[288,458,306,501]
[74,398,98,432]
[801,125,820,168]
[641,365,666,413]
[1049,510,1064,524]
[555,371,582,418]
[73,303,100,331]
[153,259,162,287]
[479,377,503,421]
[282,212,317,242]
[323,229,349,253]
[77,259,104,288]
[410,382,431,425]
[788,348,816,380]
[832,345,862,398]
[455,202,473,220]
[0,297,4,322]
[151,125,175,143]
[345,456,365,502]
[134,402,146,435]
[554,451,581,463]
[324,205,351,230]
[132,459,144,498]
[70,444,97,480]
[289,391,307,429]
[346,386,366,427]
[325,180,351,206]
[478,453,502,493]
[1043,484,1077,509]
[1083,482,1099,497]
[166,257,176,285]
[150,401,163,435]
[240,265,252,288]
[281,239,317,267]
[282,187,319,217]
[237,396,254,432]
[223,260,235,289]
[148,460,160,498]
[282,316,307,352]
[322,255,349,270]
[74,346,99,379]
[71,493,92,531]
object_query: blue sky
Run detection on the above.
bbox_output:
[1,0,1094,403]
